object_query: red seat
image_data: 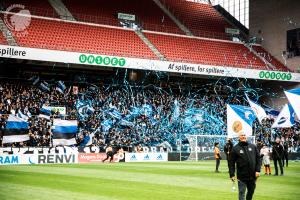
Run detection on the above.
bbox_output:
[11,18,158,60]
[3,0,58,18]
[0,33,7,45]
[162,0,232,40]
[62,0,184,34]
[252,45,290,72]
[145,32,268,69]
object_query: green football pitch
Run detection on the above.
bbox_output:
[0,161,299,200]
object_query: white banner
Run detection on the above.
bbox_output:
[23,154,78,164]
[0,45,299,82]
[125,153,168,162]
[0,152,78,165]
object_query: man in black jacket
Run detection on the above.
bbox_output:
[282,141,289,167]
[229,132,260,200]
[224,138,233,170]
[272,138,284,175]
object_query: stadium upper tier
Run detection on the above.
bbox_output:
[145,32,268,69]
[10,18,158,59]
[252,45,290,71]
[0,33,7,45]
[0,1,288,71]
[161,0,232,38]
[3,0,58,18]
[62,0,184,34]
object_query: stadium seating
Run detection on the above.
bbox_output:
[145,32,268,69]
[252,45,290,72]
[62,0,119,26]
[62,0,184,34]
[3,0,58,18]
[1,1,289,72]
[161,0,232,39]
[11,18,158,59]
[0,33,7,44]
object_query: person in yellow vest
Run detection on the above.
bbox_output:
[214,142,222,173]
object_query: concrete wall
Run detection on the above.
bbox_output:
[249,0,300,71]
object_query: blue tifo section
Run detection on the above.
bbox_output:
[52,126,78,134]
[40,107,51,115]
[6,121,28,129]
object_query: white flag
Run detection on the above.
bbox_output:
[272,104,294,128]
[285,88,300,120]
[227,104,256,138]
[246,94,267,123]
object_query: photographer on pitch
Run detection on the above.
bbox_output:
[102,145,114,163]
[229,132,261,200]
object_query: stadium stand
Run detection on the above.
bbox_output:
[0,0,298,159]
[62,0,119,26]
[62,0,184,34]
[0,77,299,152]
[2,0,58,18]
[0,33,7,44]
[161,0,233,39]
[11,17,158,59]
[0,1,289,72]
[252,45,290,72]
[145,32,268,69]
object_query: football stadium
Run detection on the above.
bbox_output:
[0,0,300,199]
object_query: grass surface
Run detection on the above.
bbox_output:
[0,161,300,200]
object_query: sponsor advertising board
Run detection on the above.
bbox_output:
[78,153,125,163]
[125,153,168,162]
[1,45,299,82]
[0,147,78,165]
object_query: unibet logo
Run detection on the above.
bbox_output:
[259,71,292,81]
[79,54,126,67]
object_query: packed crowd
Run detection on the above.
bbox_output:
[0,79,299,152]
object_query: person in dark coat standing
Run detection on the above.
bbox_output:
[282,141,289,167]
[272,138,284,175]
[224,138,233,170]
[229,132,260,200]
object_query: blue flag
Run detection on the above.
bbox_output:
[3,114,29,144]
